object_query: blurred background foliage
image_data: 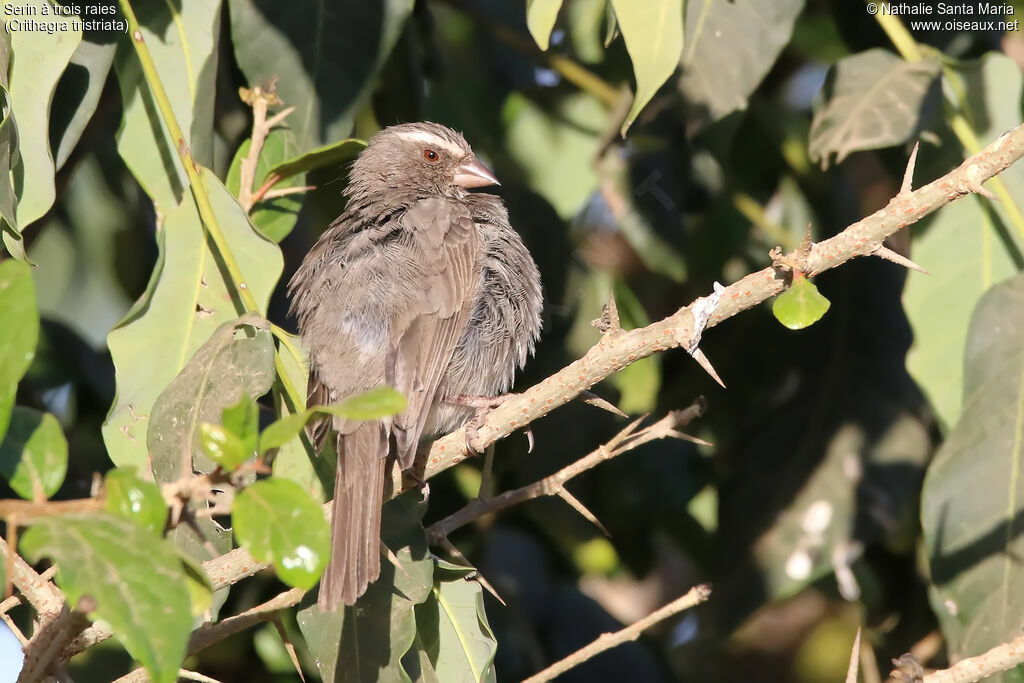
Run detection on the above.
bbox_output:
[4,0,1024,680]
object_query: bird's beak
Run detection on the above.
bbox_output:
[453,157,500,188]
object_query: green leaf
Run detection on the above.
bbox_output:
[414,561,497,683]
[905,53,1024,430]
[222,394,259,459]
[103,169,283,472]
[225,129,304,242]
[114,0,221,211]
[51,33,117,171]
[809,49,940,169]
[0,408,67,501]
[260,412,309,456]
[198,423,248,471]
[266,334,323,498]
[527,0,563,51]
[178,552,214,618]
[8,0,81,228]
[297,495,432,682]
[232,478,330,590]
[504,91,604,220]
[610,0,683,135]
[104,468,167,535]
[20,514,193,683]
[267,138,366,182]
[611,278,660,413]
[922,273,1024,679]
[228,0,413,154]
[0,82,20,242]
[147,315,275,483]
[318,386,409,421]
[679,0,803,134]
[0,259,38,442]
[772,275,830,330]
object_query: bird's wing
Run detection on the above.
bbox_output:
[388,198,480,467]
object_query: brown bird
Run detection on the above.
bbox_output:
[288,122,543,610]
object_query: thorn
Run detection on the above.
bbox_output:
[265,105,296,129]
[872,246,930,274]
[900,142,919,195]
[557,488,610,537]
[524,425,535,454]
[272,616,306,682]
[592,288,622,335]
[580,390,628,418]
[967,179,998,200]
[691,348,726,388]
[382,542,410,579]
[438,536,506,606]
[666,430,714,447]
[606,414,649,451]
[845,627,861,683]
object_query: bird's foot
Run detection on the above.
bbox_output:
[445,393,520,454]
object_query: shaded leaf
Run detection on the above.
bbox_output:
[147,315,275,483]
[267,333,324,499]
[8,0,81,228]
[414,561,497,683]
[0,81,19,240]
[228,0,413,154]
[298,496,432,682]
[104,467,167,535]
[0,407,67,501]
[772,275,831,330]
[51,33,117,171]
[905,53,1024,429]
[922,273,1024,681]
[233,478,330,590]
[114,0,221,210]
[267,137,365,181]
[178,552,215,618]
[679,0,803,134]
[20,514,193,683]
[103,169,283,471]
[809,49,940,168]
[527,0,563,51]
[0,259,38,442]
[610,0,683,135]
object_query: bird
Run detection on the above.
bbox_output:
[288,122,543,610]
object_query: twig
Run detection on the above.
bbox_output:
[426,401,706,543]
[18,603,91,683]
[237,80,293,212]
[846,627,861,683]
[521,584,712,683]
[922,632,1024,682]
[260,185,315,202]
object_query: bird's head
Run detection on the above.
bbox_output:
[348,122,499,200]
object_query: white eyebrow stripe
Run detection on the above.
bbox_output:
[393,129,466,156]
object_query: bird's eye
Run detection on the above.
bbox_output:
[423,149,439,162]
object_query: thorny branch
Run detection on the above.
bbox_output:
[6,123,1024,676]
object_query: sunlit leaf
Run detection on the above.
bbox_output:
[8,0,81,228]
[809,49,939,169]
[103,170,282,472]
[226,129,304,242]
[51,33,117,171]
[21,514,193,683]
[610,0,684,135]
[104,467,167,535]
[527,0,563,51]
[233,478,330,590]
[198,423,248,471]
[0,259,38,442]
[772,275,830,330]
[922,273,1024,677]
[267,138,366,181]
[0,407,67,501]
[114,0,221,211]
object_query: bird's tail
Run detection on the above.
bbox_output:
[317,420,387,610]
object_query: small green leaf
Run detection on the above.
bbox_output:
[611,0,684,135]
[527,0,563,51]
[0,407,67,501]
[0,259,38,442]
[317,386,408,421]
[177,552,214,618]
[198,423,249,471]
[266,138,366,182]
[233,478,330,590]
[772,275,831,330]
[104,468,167,535]
[20,514,193,683]
[226,129,304,242]
[259,412,308,455]
[222,395,259,459]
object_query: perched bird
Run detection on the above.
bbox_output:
[288,122,543,610]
